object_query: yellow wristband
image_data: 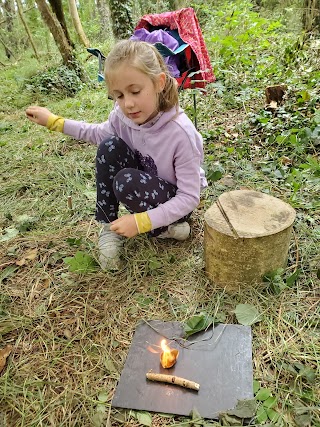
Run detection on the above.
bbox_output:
[46,114,65,132]
[134,212,152,234]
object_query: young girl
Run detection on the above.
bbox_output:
[26,40,207,270]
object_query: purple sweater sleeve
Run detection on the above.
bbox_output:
[63,111,117,144]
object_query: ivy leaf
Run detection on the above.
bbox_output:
[64,251,98,273]
[184,312,214,338]
[148,256,162,270]
[225,399,257,418]
[66,237,82,246]
[0,265,19,283]
[0,227,19,242]
[286,269,301,287]
[16,214,37,232]
[206,163,225,183]
[234,304,261,326]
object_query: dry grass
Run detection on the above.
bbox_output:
[1,27,319,427]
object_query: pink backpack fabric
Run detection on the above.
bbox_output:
[135,7,215,89]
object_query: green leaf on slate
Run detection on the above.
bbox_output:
[184,312,214,338]
[234,304,261,326]
[64,251,98,273]
[136,411,152,426]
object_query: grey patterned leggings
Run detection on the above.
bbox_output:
[95,136,184,234]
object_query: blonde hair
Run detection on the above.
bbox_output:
[104,40,179,112]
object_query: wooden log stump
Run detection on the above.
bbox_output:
[204,190,296,291]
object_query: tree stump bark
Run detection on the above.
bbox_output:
[204,190,296,292]
[265,84,287,105]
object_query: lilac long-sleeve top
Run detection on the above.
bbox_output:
[63,104,207,230]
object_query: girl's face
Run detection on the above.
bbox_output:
[108,63,166,125]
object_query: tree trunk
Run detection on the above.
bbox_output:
[109,0,134,39]
[16,0,40,61]
[302,0,320,33]
[0,32,15,59]
[48,0,75,48]
[2,0,16,57]
[96,0,110,36]
[35,0,77,67]
[68,0,90,47]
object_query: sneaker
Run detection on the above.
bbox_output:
[157,222,190,241]
[98,223,123,270]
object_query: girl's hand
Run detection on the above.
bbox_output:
[26,106,52,127]
[110,214,138,238]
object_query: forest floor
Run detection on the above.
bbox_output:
[0,4,319,427]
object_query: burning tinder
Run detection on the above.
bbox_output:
[160,339,179,369]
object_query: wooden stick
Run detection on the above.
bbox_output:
[67,195,73,212]
[146,372,200,391]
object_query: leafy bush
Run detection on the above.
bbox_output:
[24,64,84,98]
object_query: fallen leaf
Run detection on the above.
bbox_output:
[280,156,292,165]
[136,411,152,426]
[0,345,13,373]
[64,329,72,339]
[16,259,26,266]
[234,304,261,326]
[43,278,50,288]
[0,227,19,242]
[0,265,19,283]
[25,248,38,260]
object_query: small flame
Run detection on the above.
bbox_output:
[160,339,179,369]
[161,339,170,353]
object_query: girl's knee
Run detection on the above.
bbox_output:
[97,136,123,157]
[113,168,139,201]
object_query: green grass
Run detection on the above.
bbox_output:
[1,1,319,426]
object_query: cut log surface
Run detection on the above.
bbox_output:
[204,190,296,290]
